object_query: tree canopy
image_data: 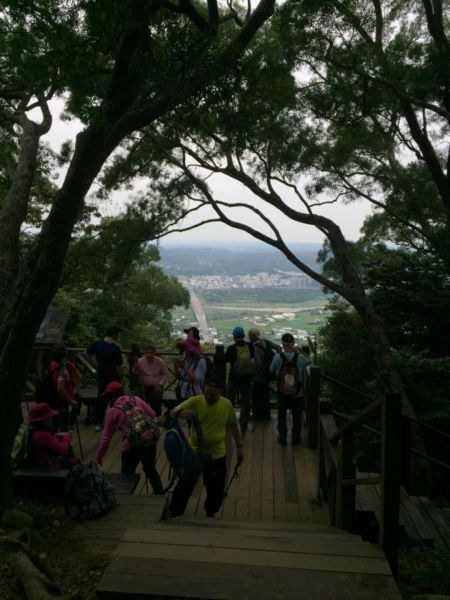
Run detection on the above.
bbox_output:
[0,0,276,508]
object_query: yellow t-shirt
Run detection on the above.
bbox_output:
[175,395,237,459]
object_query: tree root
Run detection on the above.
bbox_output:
[1,533,74,600]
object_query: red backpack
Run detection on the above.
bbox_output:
[278,352,301,396]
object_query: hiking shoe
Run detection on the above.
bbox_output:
[277,437,287,447]
[161,499,172,520]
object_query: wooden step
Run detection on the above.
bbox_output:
[166,516,362,541]
[97,521,400,599]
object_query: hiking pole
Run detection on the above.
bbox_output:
[224,457,243,497]
[73,411,84,461]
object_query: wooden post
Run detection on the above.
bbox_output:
[380,393,401,578]
[400,415,411,492]
[337,428,355,531]
[213,344,226,389]
[307,365,321,449]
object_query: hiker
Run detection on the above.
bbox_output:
[174,338,207,401]
[224,326,255,433]
[270,333,311,446]
[167,379,244,518]
[184,326,201,340]
[85,325,124,431]
[28,403,76,470]
[248,329,279,422]
[49,346,81,432]
[95,381,164,495]
[133,343,167,416]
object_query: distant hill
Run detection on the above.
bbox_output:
[158,242,322,276]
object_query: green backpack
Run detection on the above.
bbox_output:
[10,422,30,467]
[234,344,254,377]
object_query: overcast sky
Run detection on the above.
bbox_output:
[42,101,372,245]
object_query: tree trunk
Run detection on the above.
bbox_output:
[0,125,113,510]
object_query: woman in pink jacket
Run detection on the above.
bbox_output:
[28,402,75,470]
[95,381,163,495]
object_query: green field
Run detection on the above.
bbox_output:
[171,287,328,342]
[172,308,327,343]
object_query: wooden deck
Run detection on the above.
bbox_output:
[63,405,401,599]
[357,471,450,548]
[75,407,329,525]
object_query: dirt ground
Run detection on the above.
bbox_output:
[0,498,109,600]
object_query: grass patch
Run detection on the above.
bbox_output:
[398,541,450,598]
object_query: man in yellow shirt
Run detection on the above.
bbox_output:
[168,380,244,518]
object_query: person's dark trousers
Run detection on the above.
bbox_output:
[143,386,163,416]
[203,456,227,517]
[226,378,252,433]
[276,392,302,443]
[170,456,227,518]
[169,477,198,517]
[121,445,163,494]
[94,379,115,425]
[52,407,68,433]
[251,380,271,421]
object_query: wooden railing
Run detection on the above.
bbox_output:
[304,365,401,576]
[28,344,227,393]
[303,365,450,578]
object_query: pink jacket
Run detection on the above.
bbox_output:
[31,430,71,470]
[96,395,156,462]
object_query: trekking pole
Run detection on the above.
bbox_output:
[73,412,84,461]
[224,458,242,497]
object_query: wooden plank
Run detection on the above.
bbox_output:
[272,418,287,520]
[221,439,238,519]
[293,436,314,523]
[415,496,450,548]
[164,521,362,541]
[105,473,140,494]
[123,527,385,558]
[248,422,264,520]
[303,442,330,525]
[98,557,401,600]
[114,540,392,575]
[399,487,435,540]
[261,418,274,520]
[235,424,254,520]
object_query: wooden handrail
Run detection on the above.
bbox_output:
[320,372,376,403]
[405,414,450,442]
[332,410,381,437]
[314,364,401,577]
[328,397,383,443]
[74,352,97,375]
[409,448,450,472]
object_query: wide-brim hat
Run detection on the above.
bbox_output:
[100,381,124,396]
[29,402,59,423]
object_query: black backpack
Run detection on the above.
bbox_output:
[201,355,215,380]
[163,411,211,490]
[64,461,116,520]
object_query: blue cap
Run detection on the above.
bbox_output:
[233,326,245,337]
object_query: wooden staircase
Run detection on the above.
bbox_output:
[97,515,401,599]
